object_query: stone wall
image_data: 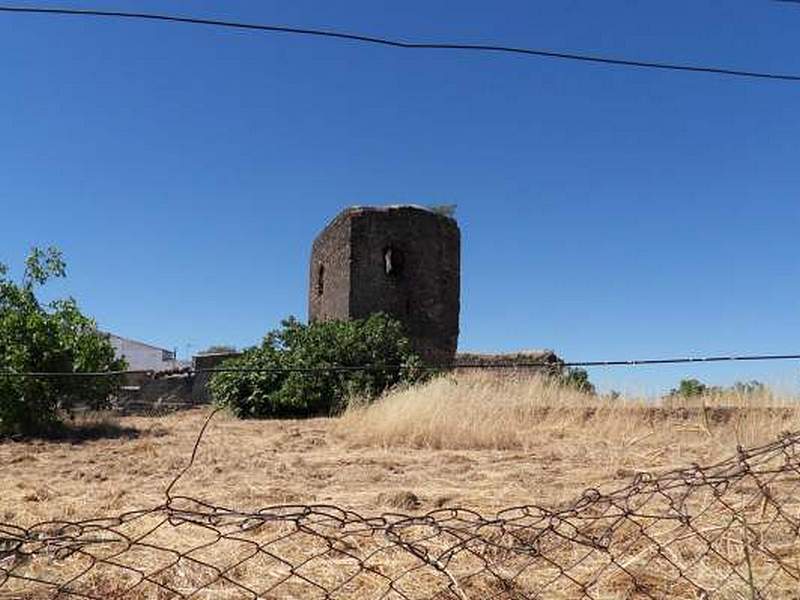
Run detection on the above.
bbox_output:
[308,212,351,322]
[454,350,562,378]
[111,353,241,412]
[191,352,242,404]
[115,376,194,413]
[309,206,460,365]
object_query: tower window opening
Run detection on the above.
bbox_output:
[384,246,404,277]
[317,264,325,296]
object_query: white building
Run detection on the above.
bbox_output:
[107,333,180,372]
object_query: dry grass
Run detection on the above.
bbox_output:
[2,372,800,599]
[341,371,800,468]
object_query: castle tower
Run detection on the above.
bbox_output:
[308,205,460,365]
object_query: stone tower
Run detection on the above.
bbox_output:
[308,205,460,364]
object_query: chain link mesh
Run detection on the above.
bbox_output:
[2,421,800,599]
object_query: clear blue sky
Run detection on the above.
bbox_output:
[1,0,798,394]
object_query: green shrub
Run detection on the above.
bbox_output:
[669,378,726,398]
[668,378,766,398]
[559,366,595,394]
[732,380,766,395]
[427,204,457,218]
[670,378,708,398]
[0,247,127,436]
[210,314,427,418]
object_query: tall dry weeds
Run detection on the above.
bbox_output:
[339,372,800,460]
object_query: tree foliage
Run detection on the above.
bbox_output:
[0,247,126,436]
[670,378,708,398]
[732,380,766,395]
[427,204,457,218]
[668,378,767,398]
[210,314,427,418]
[559,366,596,394]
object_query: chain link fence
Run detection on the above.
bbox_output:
[2,416,800,599]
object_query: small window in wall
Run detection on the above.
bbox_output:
[317,264,325,296]
[384,246,404,277]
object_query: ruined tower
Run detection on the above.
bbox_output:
[308,205,460,364]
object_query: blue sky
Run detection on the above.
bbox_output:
[1,0,798,394]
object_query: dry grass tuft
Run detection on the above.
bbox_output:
[376,489,421,510]
[339,371,800,459]
[340,372,625,449]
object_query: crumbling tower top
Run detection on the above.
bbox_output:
[308,205,460,364]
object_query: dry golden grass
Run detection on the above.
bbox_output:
[341,371,800,470]
[2,372,800,599]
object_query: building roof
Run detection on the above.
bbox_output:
[103,332,173,353]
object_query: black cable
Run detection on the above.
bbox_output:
[2,352,800,377]
[0,5,798,82]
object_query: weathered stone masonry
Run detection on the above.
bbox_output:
[309,206,460,365]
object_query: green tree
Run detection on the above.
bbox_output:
[0,247,126,436]
[559,367,596,394]
[732,380,766,395]
[670,378,708,398]
[210,314,427,418]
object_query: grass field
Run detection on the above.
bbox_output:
[2,373,800,598]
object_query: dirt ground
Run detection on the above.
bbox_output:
[0,404,779,527]
[4,380,800,600]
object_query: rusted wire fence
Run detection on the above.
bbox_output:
[2,413,800,599]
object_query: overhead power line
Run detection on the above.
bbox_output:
[2,352,800,377]
[0,5,798,82]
